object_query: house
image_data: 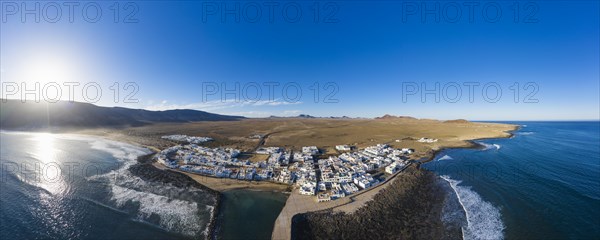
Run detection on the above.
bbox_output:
[353,174,376,189]
[299,186,314,195]
[293,152,313,162]
[249,134,263,139]
[341,182,359,194]
[302,146,319,155]
[299,182,316,195]
[385,162,399,174]
[317,193,331,202]
[331,189,345,199]
[319,182,327,191]
[401,148,414,154]
[418,137,438,143]
[335,145,352,151]
[256,147,281,155]
[256,148,270,155]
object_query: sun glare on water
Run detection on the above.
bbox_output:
[31,133,68,195]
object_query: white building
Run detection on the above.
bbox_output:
[418,137,438,143]
[331,189,345,199]
[317,193,331,202]
[341,182,359,194]
[385,162,399,174]
[299,182,316,195]
[256,147,281,155]
[302,146,319,155]
[335,145,352,151]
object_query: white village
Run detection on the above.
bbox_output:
[156,135,416,202]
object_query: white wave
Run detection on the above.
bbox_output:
[437,155,454,161]
[93,162,212,237]
[80,196,129,215]
[100,167,213,237]
[84,141,143,182]
[76,136,212,237]
[479,142,501,151]
[518,132,535,135]
[441,176,504,240]
[203,205,216,236]
[111,184,206,237]
[56,134,150,162]
[3,131,212,237]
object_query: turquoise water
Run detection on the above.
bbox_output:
[218,189,288,240]
[0,132,216,240]
[424,122,600,239]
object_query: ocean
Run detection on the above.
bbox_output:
[424,121,600,239]
[0,132,217,240]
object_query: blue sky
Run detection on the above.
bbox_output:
[1,1,598,120]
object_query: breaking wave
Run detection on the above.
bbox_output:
[111,185,206,236]
[478,142,501,151]
[517,132,535,135]
[441,176,504,240]
[77,136,213,238]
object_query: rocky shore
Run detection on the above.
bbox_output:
[128,153,222,240]
[291,165,462,240]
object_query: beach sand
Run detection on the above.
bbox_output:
[153,162,290,192]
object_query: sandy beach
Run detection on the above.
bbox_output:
[153,162,290,192]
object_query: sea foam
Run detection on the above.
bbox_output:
[441,175,505,240]
[111,184,206,236]
[66,135,213,238]
[478,142,501,151]
[517,132,535,135]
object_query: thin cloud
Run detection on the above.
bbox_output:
[145,99,303,112]
[221,109,304,118]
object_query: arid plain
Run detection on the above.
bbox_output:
[78,117,516,159]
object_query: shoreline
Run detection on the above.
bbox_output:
[279,124,520,240]
[416,124,521,239]
[154,162,292,192]
[0,130,223,240]
[0,121,520,239]
[128,153,222,240]
[420,124,520,164]
[290,164,450,239]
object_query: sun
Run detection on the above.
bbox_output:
[11,47,85,101]
[25,55,72,86]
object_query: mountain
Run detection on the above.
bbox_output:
[268,114,317,119]
[268,114,353,119]
[0,99,244,130]
[375,114,417,120]
[443,119,470,123]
